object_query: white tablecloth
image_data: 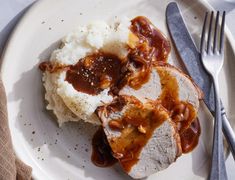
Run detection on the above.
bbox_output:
[0,0,234,179]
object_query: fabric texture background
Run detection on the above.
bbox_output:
[0,78,32,180]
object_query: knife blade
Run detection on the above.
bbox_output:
[166,2,235,159]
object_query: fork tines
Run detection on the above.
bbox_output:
[200,11,226,55]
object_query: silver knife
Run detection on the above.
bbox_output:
[166,2,235,159]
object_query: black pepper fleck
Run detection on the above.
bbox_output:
[85,148,88,152]
[49,27,52,30]
[32,131,35,134]
[41,21,45,24]
[194,16,197,19]
[38,148,40,152]
[80,13,83,15]
[67,155,70,158]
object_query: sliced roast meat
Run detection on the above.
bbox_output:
[95,65,202,179]
[120,65,202,106]
[96,96,182,179]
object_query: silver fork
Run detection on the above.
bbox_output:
[200,11,227,180]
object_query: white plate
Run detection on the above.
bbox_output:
[1,0,235,179]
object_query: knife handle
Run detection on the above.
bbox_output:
[221,103,235,160]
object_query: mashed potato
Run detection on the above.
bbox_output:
[42,18,131,126]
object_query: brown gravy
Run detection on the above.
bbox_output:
[91,127,117,167]
[130,16,171,65]
[180,118,201,153]
[39,61,68,73]
[65,52,124,95]
[126,16,171,89]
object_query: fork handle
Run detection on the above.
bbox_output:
[209,79,228,180]
[221,105,235,160]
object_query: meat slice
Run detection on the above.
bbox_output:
[96,65,201,178]
[129,120,181,178]
[96,96,182,179]
[120,65,202,105]
[120,69,162,103]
